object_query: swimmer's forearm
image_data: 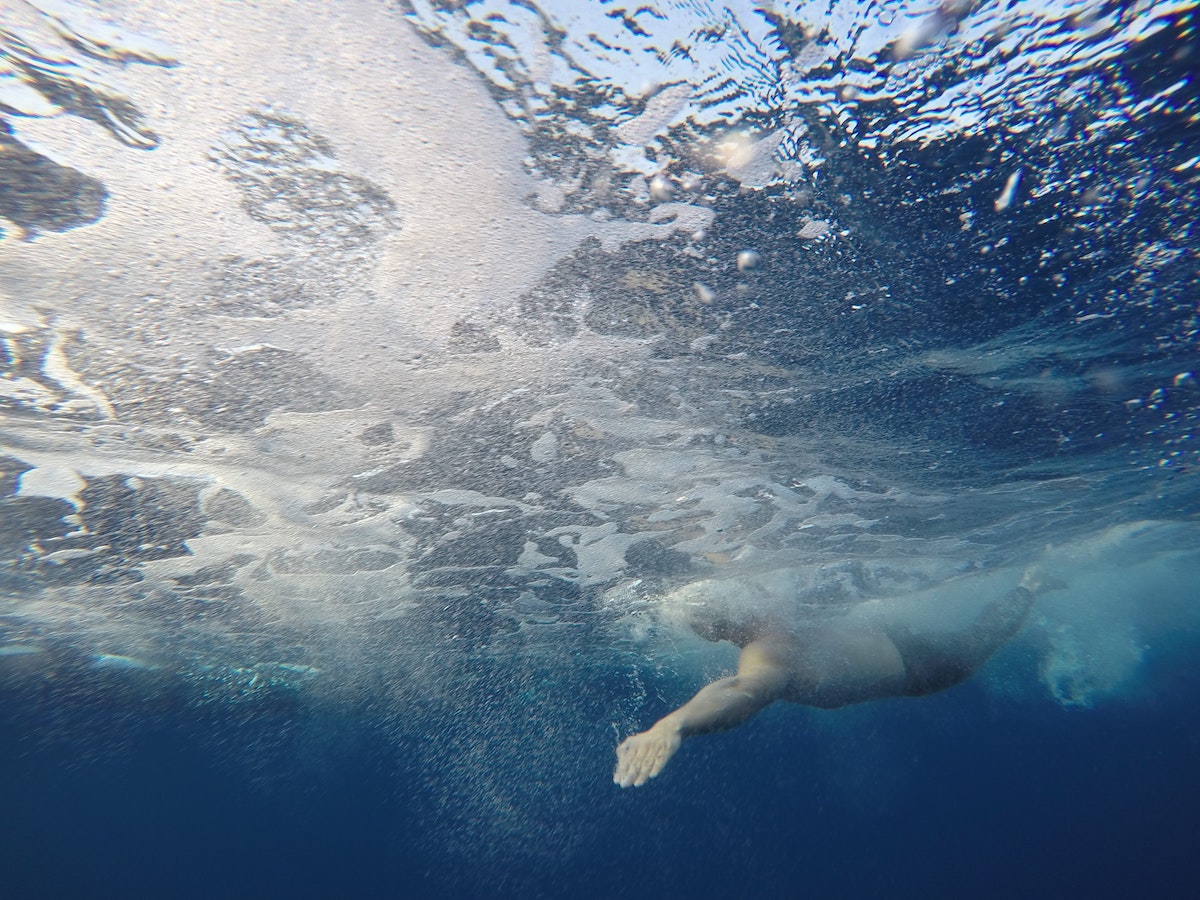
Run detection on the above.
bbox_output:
[658,674,782,738]
[614,673,785,788]
[614,639,794,787]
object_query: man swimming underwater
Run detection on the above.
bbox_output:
[614,566,1058,788]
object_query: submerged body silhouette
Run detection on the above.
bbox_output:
[615,568,1056,788]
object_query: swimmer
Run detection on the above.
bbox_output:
[614,566,1060,788]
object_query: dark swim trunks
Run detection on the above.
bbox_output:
[887,586,1036,696]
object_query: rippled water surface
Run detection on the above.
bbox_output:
[1,1,1197,896]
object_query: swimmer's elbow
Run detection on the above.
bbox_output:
[726,673,788,704]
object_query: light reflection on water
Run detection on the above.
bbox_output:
[0,0,1196,725]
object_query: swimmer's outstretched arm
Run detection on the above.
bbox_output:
[614,625,909,787]
[614,638,791,788]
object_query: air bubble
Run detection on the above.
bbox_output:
[736,250,761,271]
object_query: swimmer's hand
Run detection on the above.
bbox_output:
[614,724,682,788]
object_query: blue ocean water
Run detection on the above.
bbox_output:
[3,639,1199,898]
[1,0,1198,897]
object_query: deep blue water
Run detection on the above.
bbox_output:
[4,635,1199,899]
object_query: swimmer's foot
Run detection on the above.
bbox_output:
[614,724,682,788]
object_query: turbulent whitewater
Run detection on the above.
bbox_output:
[1,0,1197,736]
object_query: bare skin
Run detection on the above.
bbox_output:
[614,567,1055,788]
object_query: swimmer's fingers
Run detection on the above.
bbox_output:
[613,733,658,788]
[614,727,681,788]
